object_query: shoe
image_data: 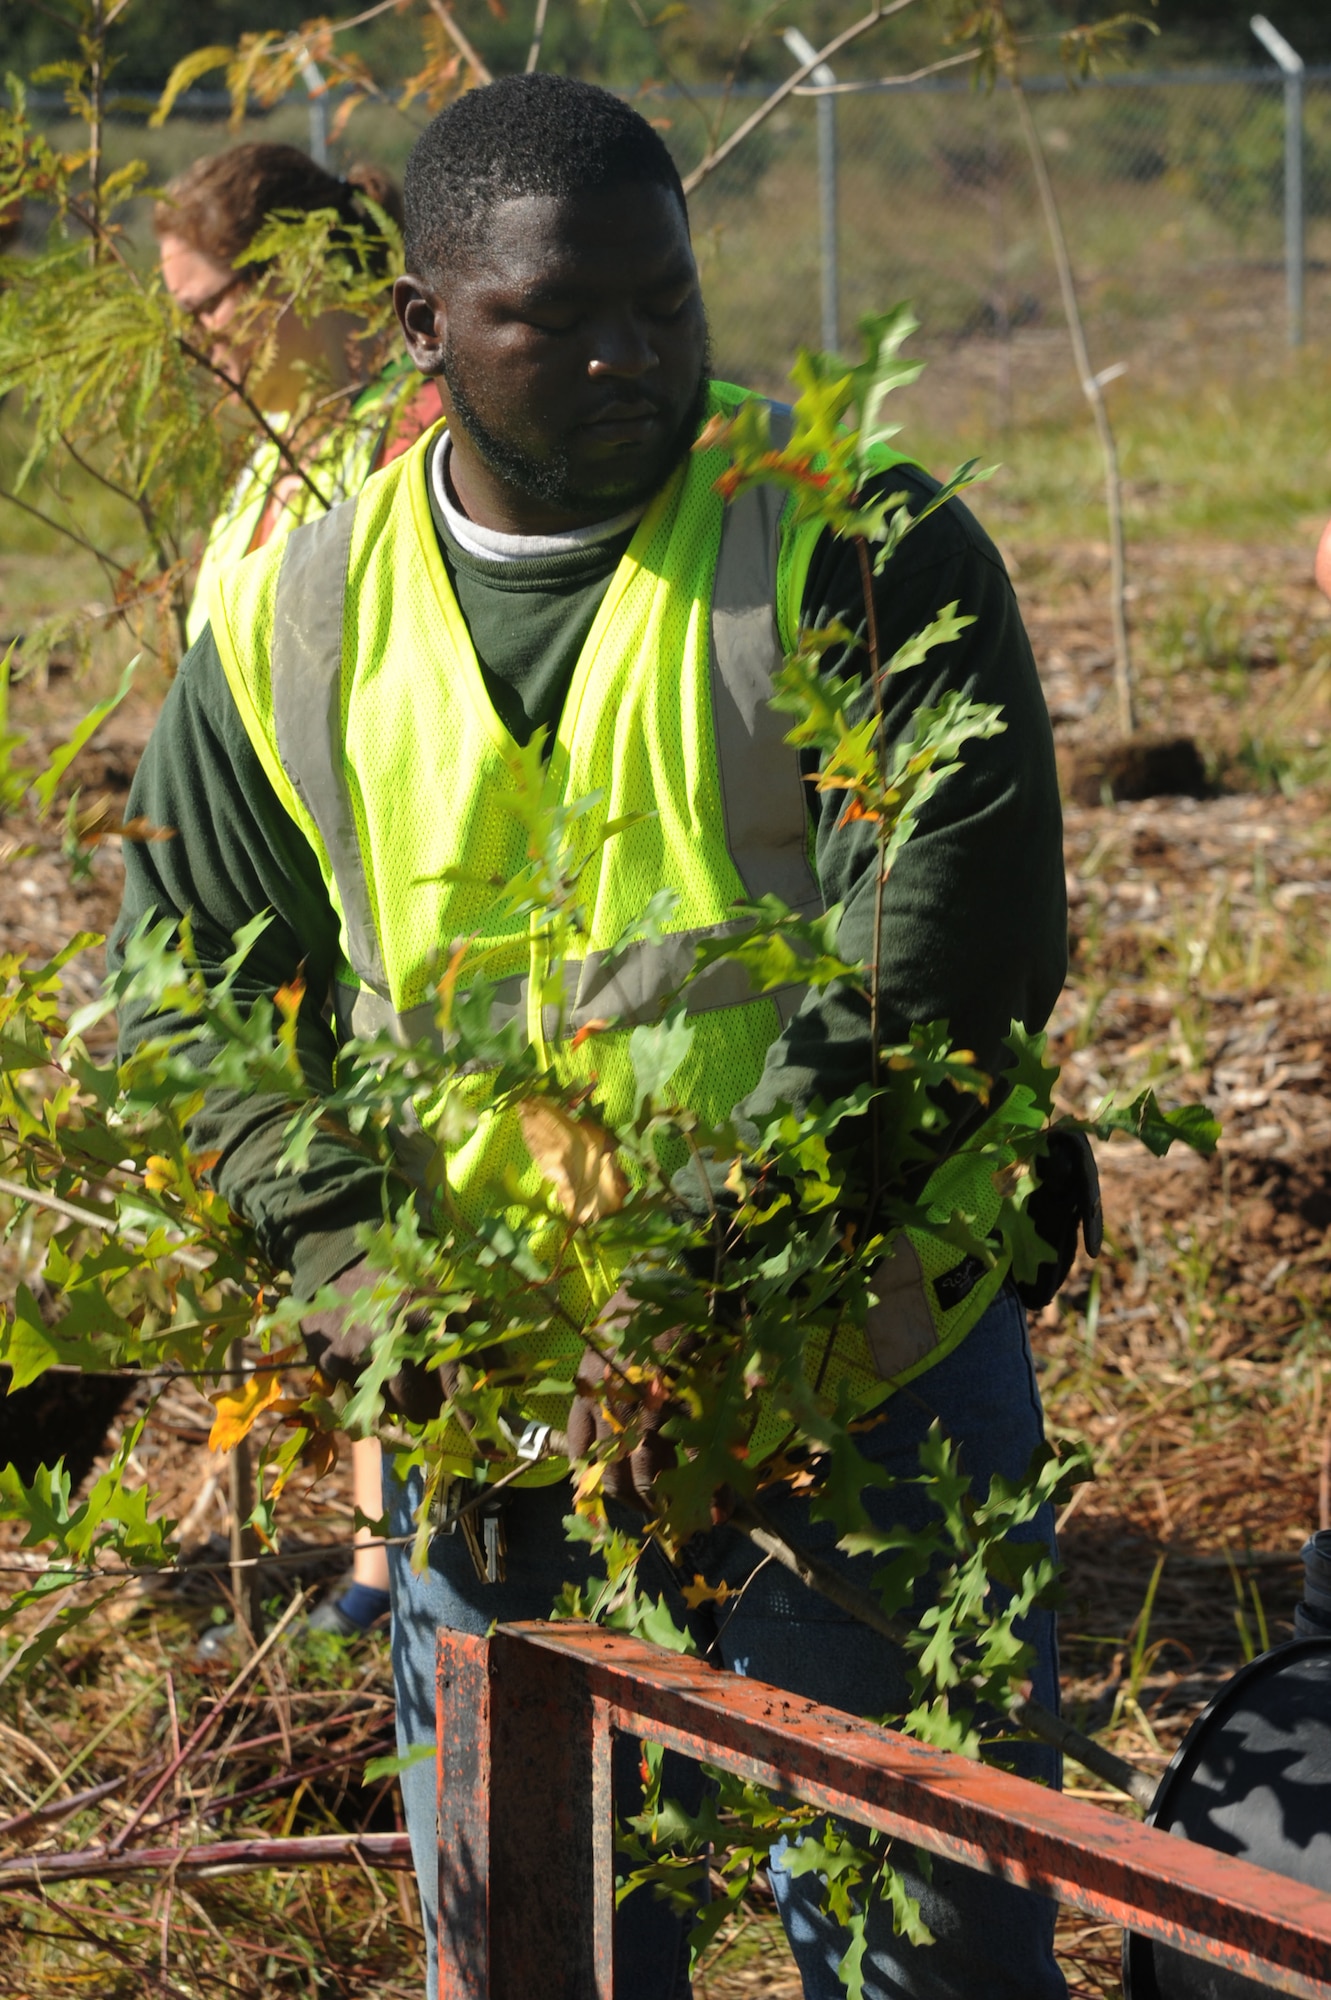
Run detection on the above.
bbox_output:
[193,1584,390,1662]
[307,1582,391,1636]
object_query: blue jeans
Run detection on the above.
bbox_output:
[386,1286,1067,2000]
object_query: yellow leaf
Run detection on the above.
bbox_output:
[274,978,305,1020]
[572,1457,608,1514]
[693,412,733,454]
[435,933,476,1038]
[207,1346,301,1453]
[681,1575,733,1609]
[149,45,233,126]
[518,1100,628,1226]
[331,91,367,144]
[569,1017,613,1051]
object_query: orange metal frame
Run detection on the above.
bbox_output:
[436,1621,1331,1999]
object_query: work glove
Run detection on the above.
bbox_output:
[565,1286,700,1515]
[564,1291,742,1524]
[299,1255,445,1424]
[1014,1124,1104,1312]
[565,1342,678,1513]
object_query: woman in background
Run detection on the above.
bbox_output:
[155,142,442,646]
[157,143,442,1638]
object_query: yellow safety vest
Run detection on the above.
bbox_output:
[209,383,1007,1473]
[187,370,434,646]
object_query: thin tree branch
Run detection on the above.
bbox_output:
[796,46,980,94]
[855,534,886,1213]
[304,0,410,35]
[0,1175,214,1274]
[524,0,550,72]
[167,0,411,99]
[1012,82,1135,735]
[0,487,132,583]
[0,1832,412,1889]
[620,0,713,157]
[33,443,185,662]
[681,0,919,198]
[146,1741,393,1834]
[56,433,180,630]
[106,1590,308,1855]
[424,0,494,84]
[793,21,1088,97]
[0,1774,127,1844]
[55,432,140,514]
[709,0,792,151]
[87,1,105,263]
[61,191,137,271]
[0,1588,84,1694]
[18,0,82,27]
[173,336,333,513]
[11,1890,207,2000]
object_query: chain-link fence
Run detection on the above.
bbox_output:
[684,66,1331,411]
[19,64,1331,424]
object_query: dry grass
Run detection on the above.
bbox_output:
[0,1354,424,1999]
[0,1615,426,1999]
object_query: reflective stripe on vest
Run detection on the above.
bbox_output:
[268,409,817,1044]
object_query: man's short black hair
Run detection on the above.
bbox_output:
[404,74,687,280]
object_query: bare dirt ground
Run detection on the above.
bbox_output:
[4,529,1331,1997]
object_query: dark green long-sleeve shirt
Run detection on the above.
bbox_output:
[109,438,1066,1297]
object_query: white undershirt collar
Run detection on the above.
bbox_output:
[432,433,644,563]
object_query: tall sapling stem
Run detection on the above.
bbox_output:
[1013,82,1135,736]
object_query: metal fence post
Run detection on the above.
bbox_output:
[300,55,330,170]
[1251,14,1306,347]
[436,1629,614,2000]
[784,28,839,354]
[816,90,840,356]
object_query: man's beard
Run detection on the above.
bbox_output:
[441,337,712,517]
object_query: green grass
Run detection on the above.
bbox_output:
[0,428,150,674]
[888,338,1331,549]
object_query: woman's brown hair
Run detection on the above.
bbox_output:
[153,142,402,273]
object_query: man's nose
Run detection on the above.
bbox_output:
[586,311,658,380]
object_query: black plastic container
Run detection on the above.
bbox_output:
[1123,1636,1331,1999]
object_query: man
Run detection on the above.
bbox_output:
[113,74,1068,2000]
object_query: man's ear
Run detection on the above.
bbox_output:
[393,275,446,376]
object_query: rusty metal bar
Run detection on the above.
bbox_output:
[731,1494,1155,1807]
[438,1622,1331,2000]
[436,1626,614,2000]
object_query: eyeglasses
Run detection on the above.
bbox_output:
[175,270,249,326]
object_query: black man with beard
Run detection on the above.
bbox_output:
[112,74,1068,2000]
